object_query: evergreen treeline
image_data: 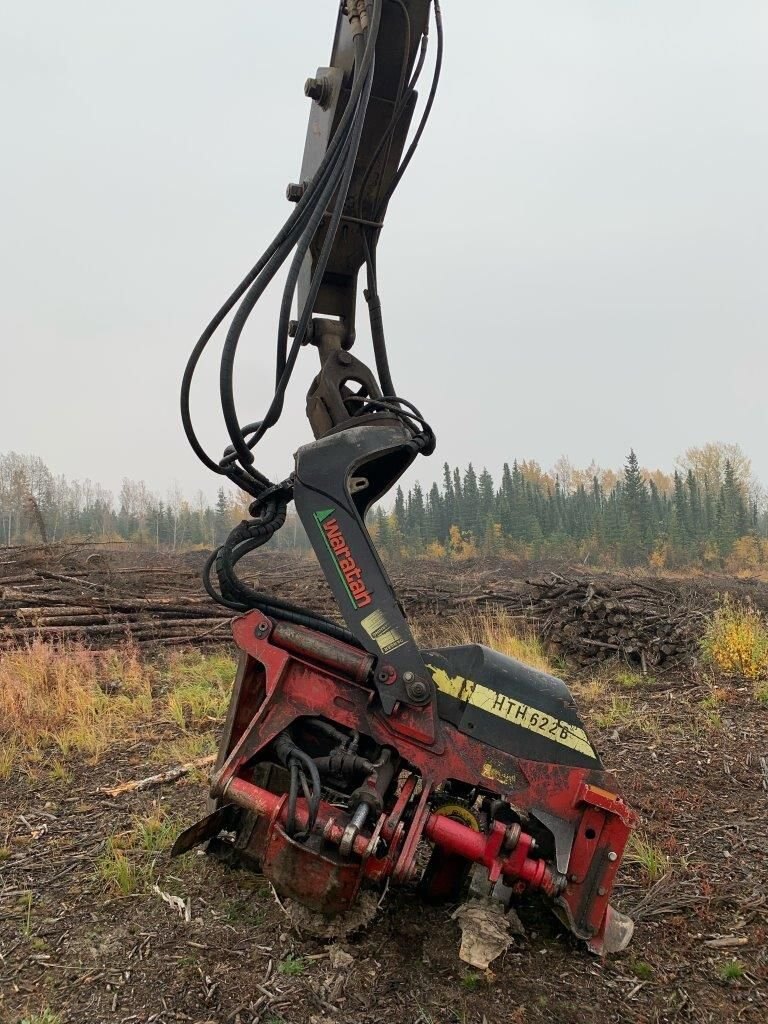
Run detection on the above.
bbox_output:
[2,445,766,570]
[368,447,768,570]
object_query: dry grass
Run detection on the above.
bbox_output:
[0,641,236,776]
[0,640,152,762]
[418,608,554,674]
[570,675,608,704]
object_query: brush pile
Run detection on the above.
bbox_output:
[522,573,710,671]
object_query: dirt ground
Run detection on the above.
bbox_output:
[2,558,768,1024]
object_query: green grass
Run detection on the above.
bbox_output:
[719,960,745,981]
[614,670,650,689]
[21,1011,61,1024]
[165,651,234,730]
[591,695,633,729]
[0,644,234,775]
[631,960,654,980]
[700,708,723,731]
[277,954,306,976]
[49,759,72,784]
[132,810,181,854]
[460,972,482,991]
[96,838,147,896]
[96,809,185,895]
[624,833,670,883]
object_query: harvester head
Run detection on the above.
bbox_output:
[173,610,636,956]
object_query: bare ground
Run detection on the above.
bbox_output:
[2,556,768,1024]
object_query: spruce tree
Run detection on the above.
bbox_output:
[621,450,649,565]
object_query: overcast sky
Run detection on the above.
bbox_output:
[1,1,765,501]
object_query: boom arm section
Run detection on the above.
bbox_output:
[294,0,433,348]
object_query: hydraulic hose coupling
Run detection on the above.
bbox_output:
[347,0,370,38]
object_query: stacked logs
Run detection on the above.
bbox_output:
[0,549,232,648]
[523,573,709,670]
[0,547,716,667]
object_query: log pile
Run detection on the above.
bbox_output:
[523,573,709,670]
[0,547,232,648]
[0,546,720,669]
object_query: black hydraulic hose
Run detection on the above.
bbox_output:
[217,129,355,469]
[235,44,376,457]
[275,731,322,834]
[216,4,383,473]
[184,0,444,648]
[364,250,395,395]
[377,0,443,218]
[203,541,361,645]
[305,718,350,746]
[181,135,349,480]
[181,0,383,477]
[286,762,299,836]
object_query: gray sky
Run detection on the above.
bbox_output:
[1,1,766,500]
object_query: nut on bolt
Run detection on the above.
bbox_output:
[304,76,331,108]
[286,182,306,202]
[406,678,429,702]
[504,823,522,851]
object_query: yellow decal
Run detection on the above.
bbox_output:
[361,608,407,654]
[426,664,597,760]
[481,762,517,787]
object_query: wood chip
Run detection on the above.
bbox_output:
[703,935,749,948]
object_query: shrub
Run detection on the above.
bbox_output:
[701,596,768,681]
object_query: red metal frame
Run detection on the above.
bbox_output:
[208,611,636,950]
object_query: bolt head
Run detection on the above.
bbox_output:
[286,182,305,202]
[607,851,618,862]
[406,679,429,701]
[402,670,415,683]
